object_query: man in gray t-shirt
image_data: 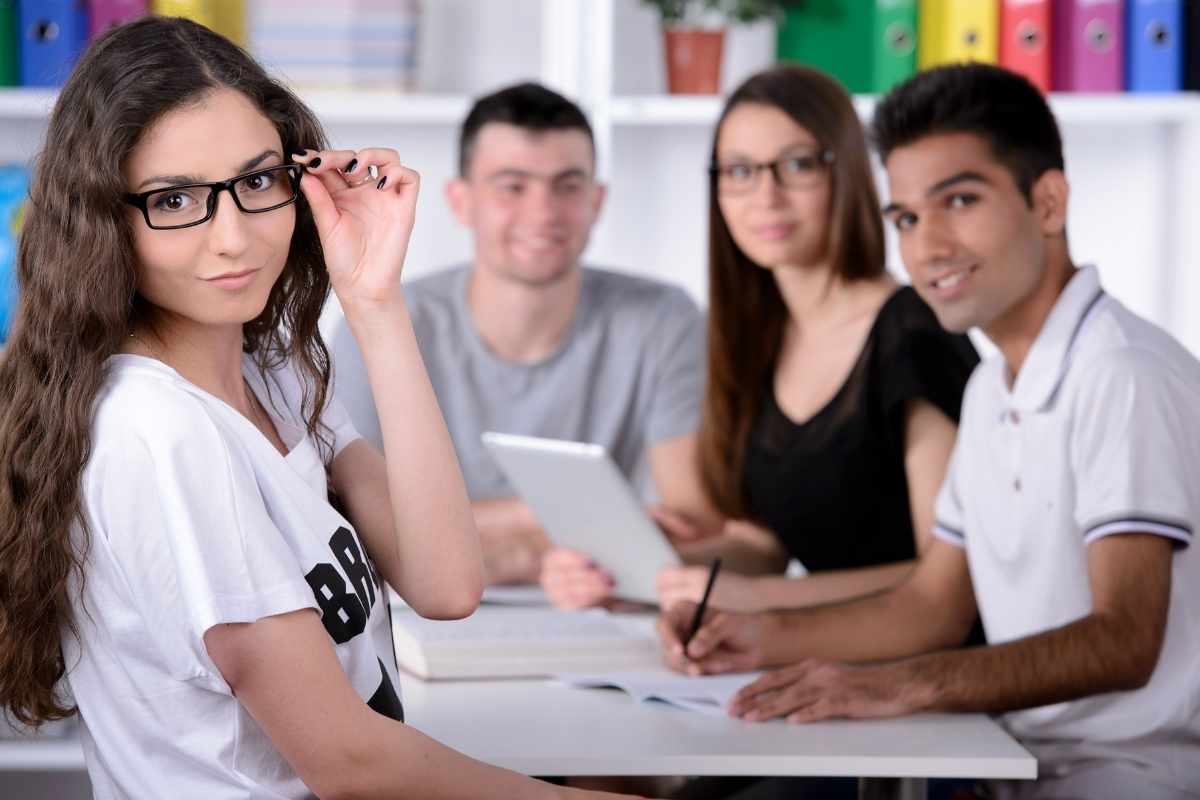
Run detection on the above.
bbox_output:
[325,82,713,586]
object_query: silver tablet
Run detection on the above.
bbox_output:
[481,432,680,604]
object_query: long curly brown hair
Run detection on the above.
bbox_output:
[0,16,335,728]
[698,65,887,518]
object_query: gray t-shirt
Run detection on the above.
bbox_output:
[326,265,705,500]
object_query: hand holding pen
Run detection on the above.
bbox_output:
[656,558,776,676]
[680,558,721,657]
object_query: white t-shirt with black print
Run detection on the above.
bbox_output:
[63,354,402,800]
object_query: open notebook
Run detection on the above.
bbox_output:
[391,604,661,679]
[554,668,764,717]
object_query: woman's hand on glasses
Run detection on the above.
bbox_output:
[292,147,418,309]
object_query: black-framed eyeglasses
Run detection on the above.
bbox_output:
[709,149,835,196]
[124,164,302,230]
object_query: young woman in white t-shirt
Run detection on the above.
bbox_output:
[0,16,641,800]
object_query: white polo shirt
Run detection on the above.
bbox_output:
[933,266,1200,790]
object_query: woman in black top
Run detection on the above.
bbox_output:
[741,287,978,576]
[651,64,979,614]
[540,64,977,619]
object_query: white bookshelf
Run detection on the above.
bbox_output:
[5,85,1198,131]
[0,87,473,126]
[0,88,56,118]
[0,736,84,771]
[608,93,1200,127]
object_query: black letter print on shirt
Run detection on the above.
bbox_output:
[331,525,376,612]
[304,527,374,645]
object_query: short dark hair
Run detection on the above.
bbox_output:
[458,82,595,176]
[871,63,1064,201]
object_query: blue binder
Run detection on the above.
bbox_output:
[0,166,29,344]
[1126,0,1183,91]
[17,0,87,87]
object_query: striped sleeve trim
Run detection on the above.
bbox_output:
[1083,515,1193,549]
[933,521,966,548]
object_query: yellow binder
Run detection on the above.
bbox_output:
[918,0,998,69]
[151,0,215,30]
[211,0,246,47]
[151,0,244,45]
[918,0,945,69]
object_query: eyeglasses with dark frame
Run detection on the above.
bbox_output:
[124,164,303,230]
[709,148,835,196]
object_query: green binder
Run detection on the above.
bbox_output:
[777,0,916,95]
[872,0,917,93]
[0,0,16,87]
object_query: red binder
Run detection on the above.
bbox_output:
[1052,0,1124,92]
[88,0,149,42]
[1000,0,1051,93]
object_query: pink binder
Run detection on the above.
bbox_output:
[1052,0,1125,91]
[88,0,149,41]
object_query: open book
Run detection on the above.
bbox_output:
[554,668,764,717]
[391,604,661,680]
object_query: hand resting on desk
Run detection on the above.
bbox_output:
[727,659,917,724]
[657,602,917,724]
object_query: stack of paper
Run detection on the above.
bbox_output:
[249,0,421,91]
[391,605,661,680]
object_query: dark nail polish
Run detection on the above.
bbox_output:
[376,176,387,190]
[345,158,358,173]
[291,149,307,158]
[307,157,322,169]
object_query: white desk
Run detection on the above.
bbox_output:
[0,677,1036,800]
[403,677,1036,787]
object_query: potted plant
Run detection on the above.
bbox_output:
[642,0,794,94]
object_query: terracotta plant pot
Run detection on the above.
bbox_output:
[662,27,725,94]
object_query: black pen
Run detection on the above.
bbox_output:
[680,558,721,659]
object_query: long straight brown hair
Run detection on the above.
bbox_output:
[0,16,334,728]
[698,65,887,518]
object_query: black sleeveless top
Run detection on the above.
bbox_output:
[743,287,979,572]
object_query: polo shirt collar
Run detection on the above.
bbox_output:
[1006,265,1106,412]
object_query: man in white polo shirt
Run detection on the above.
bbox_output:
[656,64,1199,799]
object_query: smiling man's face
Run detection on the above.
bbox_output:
[883,131,1050,335]
[447,123,603,289]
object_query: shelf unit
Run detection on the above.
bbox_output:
[608,93,1200,127]
[0,736,84,771]
[0,87,472,125]
[0,88,55,118]
[5,87,1200,129]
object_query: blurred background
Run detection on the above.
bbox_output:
[0,2,1198,790]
